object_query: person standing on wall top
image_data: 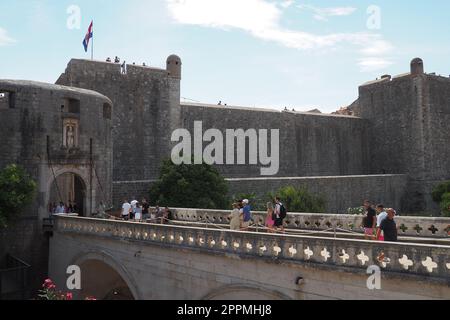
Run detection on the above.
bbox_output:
[241,199,252,231]
[375,204,388,241]
[362,200,377,240]
[122,199,131,221]
[274,197,287,233]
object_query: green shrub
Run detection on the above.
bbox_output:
[268,186,326,213]
[347,207,364,215]
[0,164,37,229]
[432,181,450,203]
[149,159,229,210]
[440,193,450,217]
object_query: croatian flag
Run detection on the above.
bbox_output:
[82,21,93,52]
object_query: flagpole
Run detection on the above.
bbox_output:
[91,21,94,60]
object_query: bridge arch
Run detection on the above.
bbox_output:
[72,250,141,300]
[202,284,293,300]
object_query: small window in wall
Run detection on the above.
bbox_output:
[0,91,15,109]
[0,92,8,109]
[103,103,112,120]
[63,98,81,114]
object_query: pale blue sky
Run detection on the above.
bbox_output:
[1,0,449,112]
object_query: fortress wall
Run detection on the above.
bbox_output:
[181,104,369,178]
[356,73,450,212]
[56,59,181,183]
[421,76,450,210]
[426,76,450,181]
[356,75,421,176]
[227,175,407,214]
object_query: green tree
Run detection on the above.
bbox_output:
[0,164,37,228]
[149,160,229,209]
[431,181,450,216]
[440,193,450,217]
[432,181,450,203]
[269,185,326,213]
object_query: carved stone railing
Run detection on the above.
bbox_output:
[169,208,450,239]
[54,215,450,281]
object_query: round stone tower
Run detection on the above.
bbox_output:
[166,54,182,80]
[411,58,424,75]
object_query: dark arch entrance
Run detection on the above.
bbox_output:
[49,173,86,216]
[79,260,135,300]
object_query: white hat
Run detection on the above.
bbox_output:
[243,199,249,204]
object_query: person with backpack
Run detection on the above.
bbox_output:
[274,197,287,233]
[241,199,252,231]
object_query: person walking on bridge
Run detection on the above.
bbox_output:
[121,199,131,221]
[229,203,241,231]
[241,199,252,231]
[363,200,377,240]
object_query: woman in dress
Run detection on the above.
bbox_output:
[266,202,275,233]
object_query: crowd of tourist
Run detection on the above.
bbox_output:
[362,200,398,243]
[121,198,173,224]
[48,201,79,214]
[229,197,288,233]
[116,197,398,243]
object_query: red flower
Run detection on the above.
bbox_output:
[66,292,73,300]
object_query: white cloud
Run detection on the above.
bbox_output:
[280,0,295,9]
[0,28,15,46]
[358,57,393,72]
[298,4,357,21]
[166,0,393,72]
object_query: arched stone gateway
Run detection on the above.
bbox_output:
[49,172,87,216]
[72,251,141,300]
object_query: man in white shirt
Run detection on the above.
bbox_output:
[122,199,131,220]
[376,204,388,240]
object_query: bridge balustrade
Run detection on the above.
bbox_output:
[54,215,450,281]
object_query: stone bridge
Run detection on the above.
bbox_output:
[48,213,450,300]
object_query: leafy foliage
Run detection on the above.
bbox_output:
[432,181,450,203]
[0,164,37,229]
[440,193,450,217]
[268,185,326,213]
[149,160,229,210]
[347,206,365,215]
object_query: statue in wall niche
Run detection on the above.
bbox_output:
[63,120,78,149]
[67,125,75,148]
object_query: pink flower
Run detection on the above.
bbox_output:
[66,292,73,300]
[42,279,54,289]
